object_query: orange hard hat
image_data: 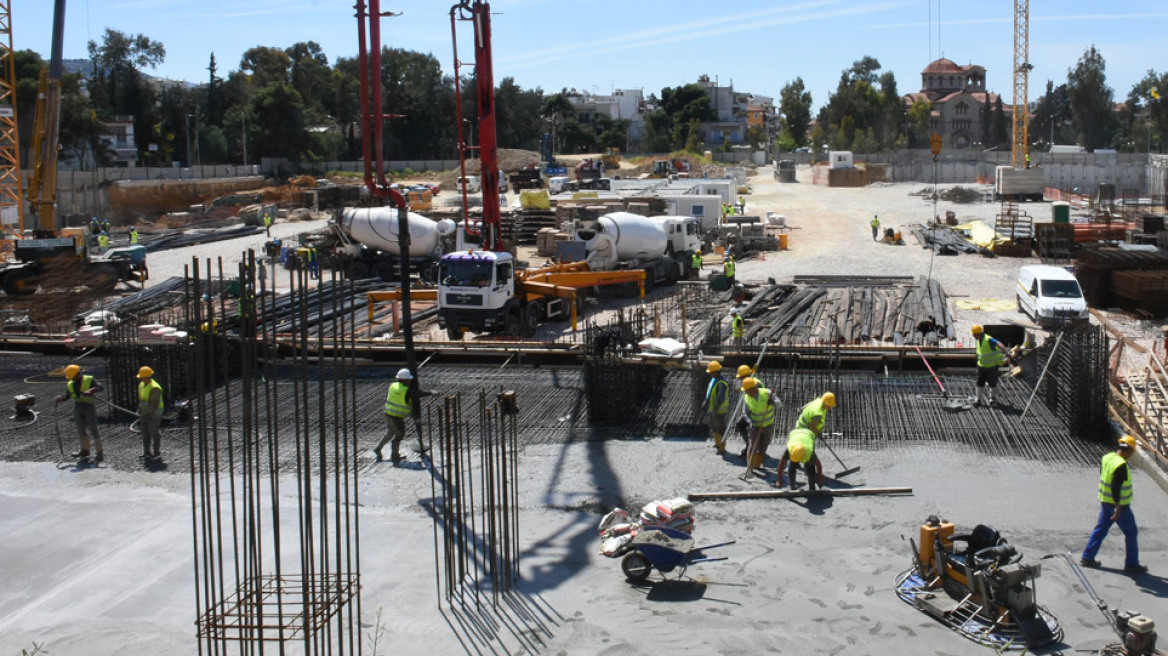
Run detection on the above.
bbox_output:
[137,366,154,379]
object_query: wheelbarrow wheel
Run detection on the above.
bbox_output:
[621,552,653,582]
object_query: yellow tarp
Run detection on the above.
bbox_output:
[953,220,1010,248]
[955,298,1017,312]
[520,189,551,210]
[572,191,599,200]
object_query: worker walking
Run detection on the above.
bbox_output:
[263,210,273,237]
[1080,436,1148,573]
[703,362,730,454]
[741,377,778,474]
[730,309,744,345]
[375,368,418,463]
[971,324,1010,406]
[723,256,736,287]
[307,246,320,280]
[55,365,103,462]
[776,428,823,490]
[97,231,110,253]
[137,366,164,462]
[796,392,836,436]
[690,250,702,280]
[870,215,880,240]
[129,226,138,245]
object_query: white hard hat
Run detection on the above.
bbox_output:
[396,368,414,381]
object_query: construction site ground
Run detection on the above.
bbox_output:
[2,165,1166,655]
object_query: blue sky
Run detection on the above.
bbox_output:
[13,1,1167,112]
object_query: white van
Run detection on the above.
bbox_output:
[547,176,571,194]
[1016,265,1089,326]
[455,176,481,193]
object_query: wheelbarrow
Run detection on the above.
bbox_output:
[619,527,736,582]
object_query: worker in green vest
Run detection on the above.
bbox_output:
[870,214,880,240]
[690,250,702,280]
[971,324,1010,406]
[375,368,418,463]
[97,231,109,253]
[129,226,138,244]
[56,364,103,462]
[263,211,273,237]
[722,256,735,286]
[741,377,779,474]
[704,361,730,454]
[730,309,744,344]
[137,366,164,462]
[796,392,835,436]
[1080,435,1147,572]
[776,427,823,490]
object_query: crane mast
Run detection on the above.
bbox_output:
[0,0,24,233]
[1011,0,1031,169]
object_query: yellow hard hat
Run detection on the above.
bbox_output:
[790,443,808,463]
[1118,435,1137,451]
[741,377,758,391]
[64,364,81,378]
[971,324,984,335]
[736,364,753,379]
[137,366,154,379]
[822,392,836,408]
[706,361,722,373]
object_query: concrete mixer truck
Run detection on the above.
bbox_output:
[330,207,483,281]
[574,212,702,288]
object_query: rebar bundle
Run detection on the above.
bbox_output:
[427,391,521,607]
[187,252,363,653]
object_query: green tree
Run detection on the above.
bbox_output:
[251,83,305,159]
[286,41,332,120]
[494,77,544,152]
[86,28,166,162]
[1118,70,1167,153]
[659,83,715,150]
[779,77,812,147]
[820,56,901,152]
[240,47,291,89]
[907,99,932,148]
[1066,46,1117,151]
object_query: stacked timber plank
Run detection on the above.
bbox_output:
[730,276,952,345]
[501,209,559,244]
[909,223,981,255]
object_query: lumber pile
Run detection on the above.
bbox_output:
[910,223,981,254]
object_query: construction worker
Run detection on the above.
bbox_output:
[732,364,759,457]
[55,365,103,462]
[723,256,735,287]
[137,366,164,462]
[1025,153,1032,169]
[97,231,110,253]
[971,324,1010,406]
[776,427,823,490]
[263,210,273,237]
[375,368,417,463]
[89,217,100,236]
[307,246,320,280]
[741,377,778,473]
[101,218,111,234]
[737,195,745,213]
[704,361,730,454]
[690,250,702,280]
[730,309,744,344]
[129,226,138,245]
[796,392,836,436]
[870,214,880,240]
[1080,435,1148,573]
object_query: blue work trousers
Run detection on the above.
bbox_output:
[1082,502,1139,567]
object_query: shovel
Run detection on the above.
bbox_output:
[820,432,860,478]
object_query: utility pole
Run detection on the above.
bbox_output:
[185,114,194,168]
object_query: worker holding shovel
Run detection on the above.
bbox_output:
[776,428,823,490]
[796,392,835,436]
[741,377,778,475]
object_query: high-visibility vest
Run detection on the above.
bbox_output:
[264,214,273,227]
[745,389,775,427]
[1098,452,1133,506]
[98,234,109,248]
[706,377,729,415]
[130,229,138,244]
[691,252,702,270]
[139,379,164,412]
[976,334,1005,368]
[870,217,880,228]
[384,381,412,417]
[732,315,744,338]
[724,260,735,277]
[67,375,96,404]
[797,398,827,432]
[787,428,816,462]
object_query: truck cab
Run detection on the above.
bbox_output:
[658,216,702,255]
[437,250,517,338]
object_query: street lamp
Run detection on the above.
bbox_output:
[185,114,195,168]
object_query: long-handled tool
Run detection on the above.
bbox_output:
[734,342,772,480]
[914,345,947,398]
[820,432,860,478]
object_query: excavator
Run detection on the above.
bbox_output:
[0,0,147,295]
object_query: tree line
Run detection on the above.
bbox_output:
[15,30,1167,170]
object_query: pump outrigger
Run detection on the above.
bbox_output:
[895,515,1062,650]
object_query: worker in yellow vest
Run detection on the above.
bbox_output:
[870,215,880,240]
[796,392,835,436]
[704,361,730,454]
[690,250,702,280]
[723,256,735,286]
[375,368,418,463]
[741,377,779,473]
[129,226,138,244]
[137,366,164,462]
[776,427,823,490]
[730,309,744,344]
[56,364,103,462]
[97,231,110,253]
[971,324,1010,406]
[1080,435,1147,572]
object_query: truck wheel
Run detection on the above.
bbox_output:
[642,267,656,292]
[446,327,464,341]
[505,309,521,336]
[1,269,38,295]
[349,261,371,279]
[371,261,393,281]
[522,303,541,336]
[662,263,679,286]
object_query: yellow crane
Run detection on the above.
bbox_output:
[1011,0,1032,170]
[0,0,25,235]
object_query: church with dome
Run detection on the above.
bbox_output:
[903,58,1004,149]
